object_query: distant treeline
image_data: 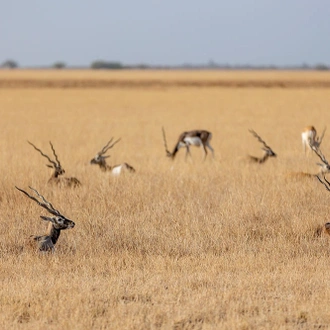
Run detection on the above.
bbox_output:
[1,59,329,70]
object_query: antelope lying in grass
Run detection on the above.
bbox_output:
[248,130,277,163]
[302,126,326,154]
[28,141,81,187]
[288,145,330,179]
[15,186,75,252]
[162,127,214,160]
[90,138,135,176]
[315,176,330,235]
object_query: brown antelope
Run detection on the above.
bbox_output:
[90,138,135,176]
[288,145,330,179]
[315,175,330,235]
[15,186,75,252]
[162,127,214,160]
[248,130,277,163]
[28,141,81,187]
[302,126,326,153]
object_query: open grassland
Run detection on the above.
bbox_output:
[1,70,330,329]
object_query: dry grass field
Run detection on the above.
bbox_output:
[1,69,330,329]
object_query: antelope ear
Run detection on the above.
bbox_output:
[46,164,53,168]
[40,215,54,223]
[104,155,110,159]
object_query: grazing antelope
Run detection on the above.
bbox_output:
[162,127,214,160]
[28,141,81,187]
[90,138,135,176]
[15,186,75,252]
[315,175,330,236]
[248,130,277,163]
[302,126,326,153]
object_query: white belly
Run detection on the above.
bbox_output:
[184,136,202,146]
[111,165,122,176]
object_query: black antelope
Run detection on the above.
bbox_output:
[248,130,277,163]
[28,141,81,188]
[90,138,135,176]
[15,186,75,252]
[302,126,326,154]
[162,127,214,160]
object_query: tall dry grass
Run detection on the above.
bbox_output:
[1,70,330,329]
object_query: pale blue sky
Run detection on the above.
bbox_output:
[1,0,329,67]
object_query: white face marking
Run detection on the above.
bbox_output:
[184,136,203,146]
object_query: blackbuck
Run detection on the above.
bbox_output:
[288,145,330,179]
[15,186,75,252]
[28,141,81,188]
[248,130,277,163]
[302,126,326,154]
[162,127,214,160]
[90,138,135,176]
[315,175,330,236]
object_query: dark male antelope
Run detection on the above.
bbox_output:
[28,141,81,187]
[15,186,75,252]
[248,130,277,163]
[90,138,135,176]
[302,126,326,154]
[162,127,214,160]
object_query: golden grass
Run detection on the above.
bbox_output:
[1,70,330,329]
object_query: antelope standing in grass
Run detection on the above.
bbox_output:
[15,186,75,252]
[90,138,135,176]
[302,126,326,154]
[28,141,81,187]
[248,130,277,163]
[162,127,214,160]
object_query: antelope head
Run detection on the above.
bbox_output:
[28,141,65,178]
[90,138,121,168]
[15,186,75,251]
[249,129,277,161]
[15,186,75,229]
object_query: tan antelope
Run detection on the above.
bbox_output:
[90,138,135,176]
[15,186,75,252]
[162,127,214,160]
[288,145,330,179]
[315,175,330,235]
[248,130,277,163]
[302,126,326,153]
[28,141,81,187]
